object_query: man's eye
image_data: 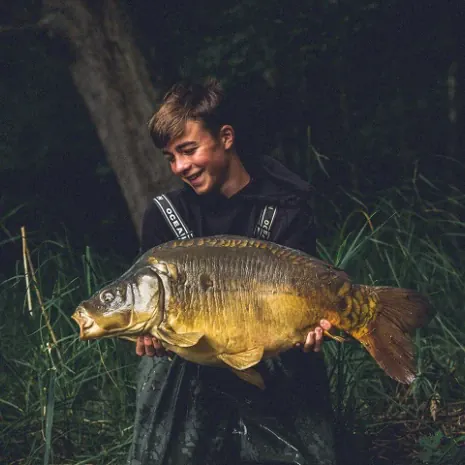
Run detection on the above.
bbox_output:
[165,156,174,163]
[183,147,196,155]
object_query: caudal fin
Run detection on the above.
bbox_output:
[354,286,432,384]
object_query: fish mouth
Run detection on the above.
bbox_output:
[72,306,105,340]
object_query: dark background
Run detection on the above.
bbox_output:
[1,0,463,269]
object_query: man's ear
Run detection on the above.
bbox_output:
[219,125,235,150]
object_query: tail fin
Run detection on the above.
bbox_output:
[353,286,432,384]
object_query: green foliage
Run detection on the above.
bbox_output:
[317,172,465,464]
[418,431,465,465]
[0,241,137,464]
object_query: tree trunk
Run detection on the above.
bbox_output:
[41,0,180,238]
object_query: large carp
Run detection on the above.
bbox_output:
[72,236,432,389]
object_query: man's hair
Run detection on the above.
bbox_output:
[148,78,227,149]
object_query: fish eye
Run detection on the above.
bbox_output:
[100,291,115,303]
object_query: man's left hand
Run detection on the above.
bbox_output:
[296,319,332,353]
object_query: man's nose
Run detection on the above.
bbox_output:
[171,155,191,176]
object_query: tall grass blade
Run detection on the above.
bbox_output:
[43,371,56,465]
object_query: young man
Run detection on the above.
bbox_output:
[127,79,336,465]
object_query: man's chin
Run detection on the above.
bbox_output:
[193,186,210,195]
[187,179,213,195]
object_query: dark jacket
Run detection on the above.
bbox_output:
[128,157,335,465]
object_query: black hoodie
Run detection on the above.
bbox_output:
[141,156,316,256]
[129,157,335,465]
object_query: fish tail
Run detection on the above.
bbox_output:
[346,285,432,384]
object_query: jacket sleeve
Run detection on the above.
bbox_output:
[140,201,176,252]
[276,199,317,256]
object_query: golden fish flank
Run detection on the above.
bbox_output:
[72,235,432,389]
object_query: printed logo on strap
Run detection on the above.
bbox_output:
[153,195,194,240]
[254,205,278,240]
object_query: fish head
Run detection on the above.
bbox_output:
[72,265,164,341]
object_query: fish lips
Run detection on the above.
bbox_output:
[72,306,106,341]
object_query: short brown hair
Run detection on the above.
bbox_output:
[148,78,227,149]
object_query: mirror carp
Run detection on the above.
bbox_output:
[72,236,432,389]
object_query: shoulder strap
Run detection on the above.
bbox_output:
[153,194,194,240]
[254,205,278,240]
[154,194,275,241]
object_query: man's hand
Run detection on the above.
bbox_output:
[296,319,332,353]
[136,335,169,357]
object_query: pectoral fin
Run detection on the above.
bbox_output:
[323,330,349,343]
[217,346,264,370]
[230,367,266,390]
[119,335,138,342]
[156,326,204,347]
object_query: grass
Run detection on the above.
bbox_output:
[318,179,465,465]
[0,241,137,464]
[1,177,464,464]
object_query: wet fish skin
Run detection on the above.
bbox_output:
[72,236,432,388]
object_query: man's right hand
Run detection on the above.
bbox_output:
[136,335,168,357]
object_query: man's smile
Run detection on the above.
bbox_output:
[185,170,205,185]
[186,171,202,180]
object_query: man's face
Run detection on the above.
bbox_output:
[162,120,233,195]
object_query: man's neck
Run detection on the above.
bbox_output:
[220,154,251,198]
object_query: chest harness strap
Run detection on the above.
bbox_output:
[153,194,278,241]
[253,204,278,240]
[152,195,194,240]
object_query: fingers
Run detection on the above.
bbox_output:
[136,336,145,356]
[313,327,323,352]
[298,319,332,353]
[302,330,314,352]
[152,337,167,357]
[303,327,323,353]
[135,335,167,357]
[143,335,156,357]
